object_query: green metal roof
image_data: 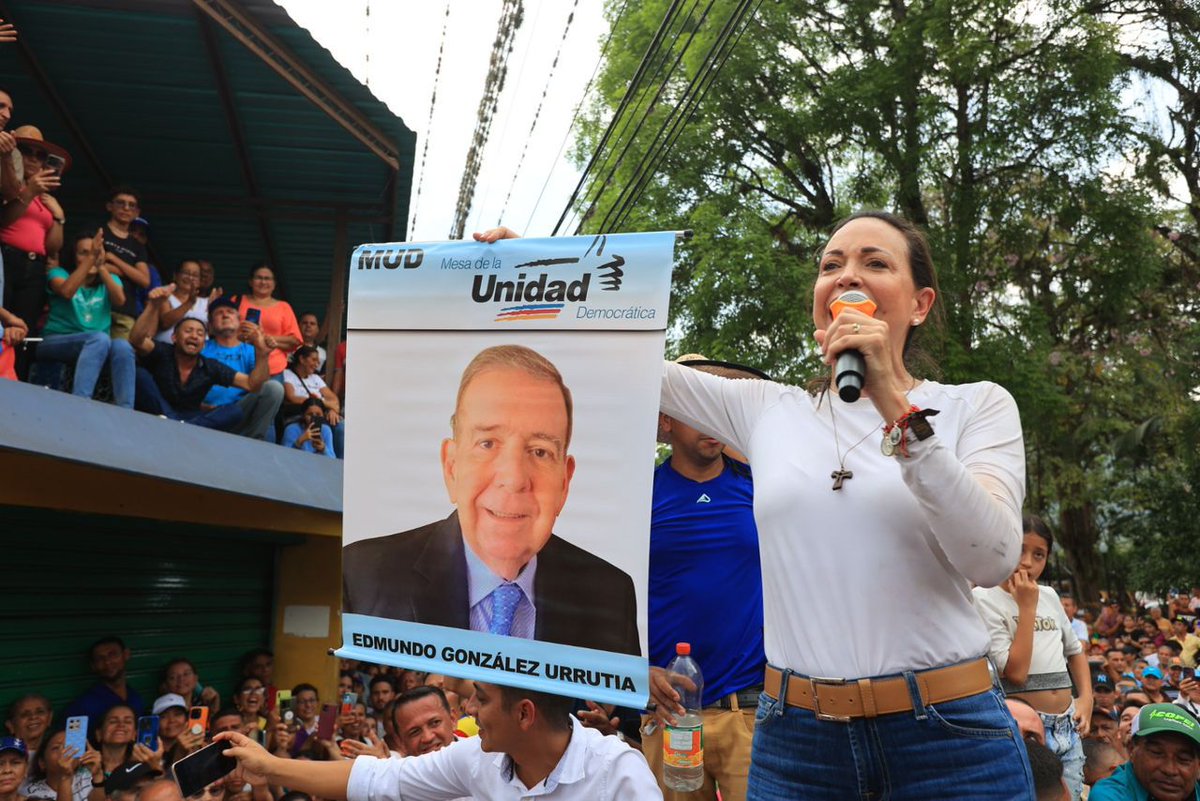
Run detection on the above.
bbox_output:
[0,0,415,319]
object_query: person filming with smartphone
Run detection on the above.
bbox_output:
[281,398,336,458]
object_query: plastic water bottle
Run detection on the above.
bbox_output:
[663,642,705,792]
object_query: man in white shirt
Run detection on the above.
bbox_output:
[218,682,660,800]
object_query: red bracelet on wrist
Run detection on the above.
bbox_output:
[882,406,940,458]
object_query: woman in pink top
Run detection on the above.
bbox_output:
[238,261,301,376]
[0,125,66,337]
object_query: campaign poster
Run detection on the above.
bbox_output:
[335,232,676,708]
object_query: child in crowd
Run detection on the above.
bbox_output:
[974,514,1093,800]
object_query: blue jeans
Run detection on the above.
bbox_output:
[135,367,244,431]
[37,331,135,409]
[1041,704,1084,800]
[747,667,1035,800]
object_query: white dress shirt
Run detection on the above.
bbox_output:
[346,717,661,800]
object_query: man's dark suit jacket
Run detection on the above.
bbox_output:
[342,513,641,656]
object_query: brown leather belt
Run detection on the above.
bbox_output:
[764,659,992,722]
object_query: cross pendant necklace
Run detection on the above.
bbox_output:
[831,468,853,491]
[828,396,876,491]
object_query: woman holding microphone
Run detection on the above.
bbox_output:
[656,211,1032,799]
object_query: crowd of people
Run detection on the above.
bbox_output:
[5,9,1200,796]
[9,588,1200,801]
[1030,588,1200,800]
[1,640,533,801]
[0,80,347,457]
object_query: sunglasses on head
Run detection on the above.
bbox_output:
[17,144,48,161]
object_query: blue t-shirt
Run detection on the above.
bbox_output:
[43,267,122,336]
[63,682,145,723]
[649,457,766,705]
[201,340,257,406]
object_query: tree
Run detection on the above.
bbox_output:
[574,0,1200,599]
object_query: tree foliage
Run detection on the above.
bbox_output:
[574,0,1200,598]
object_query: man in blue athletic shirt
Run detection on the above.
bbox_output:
[200,296,283,440]
[643,356,767,801]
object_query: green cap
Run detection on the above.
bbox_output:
[1133,704,1200,749]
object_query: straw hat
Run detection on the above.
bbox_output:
[11,125,72,174]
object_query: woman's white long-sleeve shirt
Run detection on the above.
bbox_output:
[661,362,1024,679]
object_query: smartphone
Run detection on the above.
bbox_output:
[137,715,160,751]
[189,706,209,736]
[245,307,262,326]
[317,704,337,741]
[279,695,296,727]
[64,716,88,757]
[274,689,291,711]
[173,740,237,798]
[45,154,65,176]
[340,692,357,716]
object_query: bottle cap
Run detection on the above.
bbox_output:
[676,642,691,655]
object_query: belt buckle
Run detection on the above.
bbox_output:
[809,676,851,722]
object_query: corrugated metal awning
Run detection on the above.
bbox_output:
[0,0,415,323]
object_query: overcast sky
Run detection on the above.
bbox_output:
[276,0,607,242]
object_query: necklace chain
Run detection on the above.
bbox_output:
[829,399,876,488]
[827,376,920,490]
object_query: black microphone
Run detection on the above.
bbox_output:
[830,290,876,403]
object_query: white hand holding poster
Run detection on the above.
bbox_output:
[336,232,676,708]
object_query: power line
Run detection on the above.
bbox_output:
[495,0,581,227]
[551,0,688,236]
[469,0,548,236]
[451,0,526,239]
[605,0,762,233]
[564,0,703,235]
[408,0,452,235]
[618,0,763,232]
[559,0,697,235]
[523,0,632,235]
[575,0,716,233]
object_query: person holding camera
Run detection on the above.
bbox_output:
[1,125,65,376]
[281,397,336,458]
[282,346,343,457]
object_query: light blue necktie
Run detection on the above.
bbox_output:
[489,583,523,636]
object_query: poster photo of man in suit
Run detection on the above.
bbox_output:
[342,343,641,656]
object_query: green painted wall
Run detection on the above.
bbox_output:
[0,508,279,718]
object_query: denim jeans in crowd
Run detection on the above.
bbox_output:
[747,666,1036,801]
[135,367,244,431]
[1041,703,1084,800]
[37,331,135,409]
[231,379,283,440]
